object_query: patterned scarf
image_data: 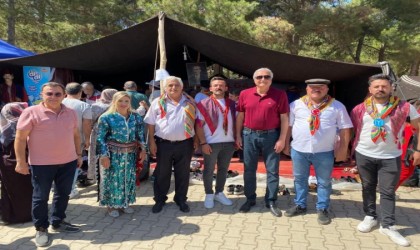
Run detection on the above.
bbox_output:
[0,102,28,147]
[210,95,230,135]
[364,95,399,143]
[158,94,196,139]
[301,95,334,135]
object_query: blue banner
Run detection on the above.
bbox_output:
[23,66,53,106]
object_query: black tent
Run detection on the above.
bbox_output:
[0,15,380,108]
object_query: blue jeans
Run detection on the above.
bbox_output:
[291,149,334,210]
[243,129,280,203]
[31,160,77,230]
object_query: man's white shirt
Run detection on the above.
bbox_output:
[290,99,353,153]
[197,98,234,144]
[356,103,420,159]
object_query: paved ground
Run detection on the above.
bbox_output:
[1,178,419,250]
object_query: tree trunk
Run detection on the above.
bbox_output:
[378,43,387,62]
[409,58,420,76]
[354,34,365,63]
[7,0,16,45]
[287,33,300,55]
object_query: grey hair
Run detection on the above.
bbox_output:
[124,81,137,90]
[253,68,274,79]
[41,82,65,93]
[81,81,94,88]
[65,82,83,95]
[163,76,184,89]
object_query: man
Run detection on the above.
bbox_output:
[62,82,93,198]
[283,79,353,225]
[195,77,236,209]
[81,81,101,104]
[146,80,161,103]
[0,70,28,106]
[229,89,243,161]
[229,89,240,103]
[236,68,289,217]
[123,81,150,109]
[189,65,203,86]
[194,80,211,103]
[351,74,420,247]
[144,76,196,213]
[15,82,83,247]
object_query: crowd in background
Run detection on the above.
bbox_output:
[0,69,419,248]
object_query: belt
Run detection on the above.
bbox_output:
[106,141,138,153]
[155,136,191,144]
[243,127,278,134]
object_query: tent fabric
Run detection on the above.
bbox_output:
[0,39,35,59]
[0,15,381,108]
[395,75,420,100]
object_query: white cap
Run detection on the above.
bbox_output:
[155,69,170,81]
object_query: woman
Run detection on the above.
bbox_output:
[0,102,32,224]
[87,88,118,182]
[97,91,146,217]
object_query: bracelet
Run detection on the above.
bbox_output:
[413,149,420,153]
[200,142,208,146]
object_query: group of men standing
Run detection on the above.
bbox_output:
[12,67,419,247]
[145,68,418,247]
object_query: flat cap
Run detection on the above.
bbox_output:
[305,78,331,85]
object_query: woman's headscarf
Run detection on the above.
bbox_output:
[0,102,28,147]
[98,89,118,104]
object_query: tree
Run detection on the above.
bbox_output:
[0,0,141,52]
[137,0,257,43]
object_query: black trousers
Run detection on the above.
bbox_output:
[355,151,401,228]
[153,138,194,204]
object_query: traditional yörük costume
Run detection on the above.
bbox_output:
[96,112,146,209]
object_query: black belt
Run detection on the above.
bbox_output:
[155,136,191,144]
[243,127,278,134]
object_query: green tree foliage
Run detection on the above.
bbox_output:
[0,0,418,75]
[137,0,257,43]
[0,0,140,52]
[250,16,295,52]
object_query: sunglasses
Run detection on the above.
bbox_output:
[255,75,271,80]
[44,92,63,97]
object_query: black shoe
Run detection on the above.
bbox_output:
[152,201,165,213]
[317,209,331,225]
[234,185,244,195]
[284,205,307,217]
[176,202,190,213]
[267,201,282,217]
[51,221,80,233]
[226,184,235,195]
[239,200,256,213]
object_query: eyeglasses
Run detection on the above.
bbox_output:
[44,92,63,97]
[255,75,271,80]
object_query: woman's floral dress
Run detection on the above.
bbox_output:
[97,112,145,208]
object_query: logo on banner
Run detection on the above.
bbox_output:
[27,70,42,83]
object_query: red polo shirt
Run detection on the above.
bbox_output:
[237,87,289,130]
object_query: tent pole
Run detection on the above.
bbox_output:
[158,12,167,90]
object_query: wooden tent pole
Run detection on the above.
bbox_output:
[158,12,167,90]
